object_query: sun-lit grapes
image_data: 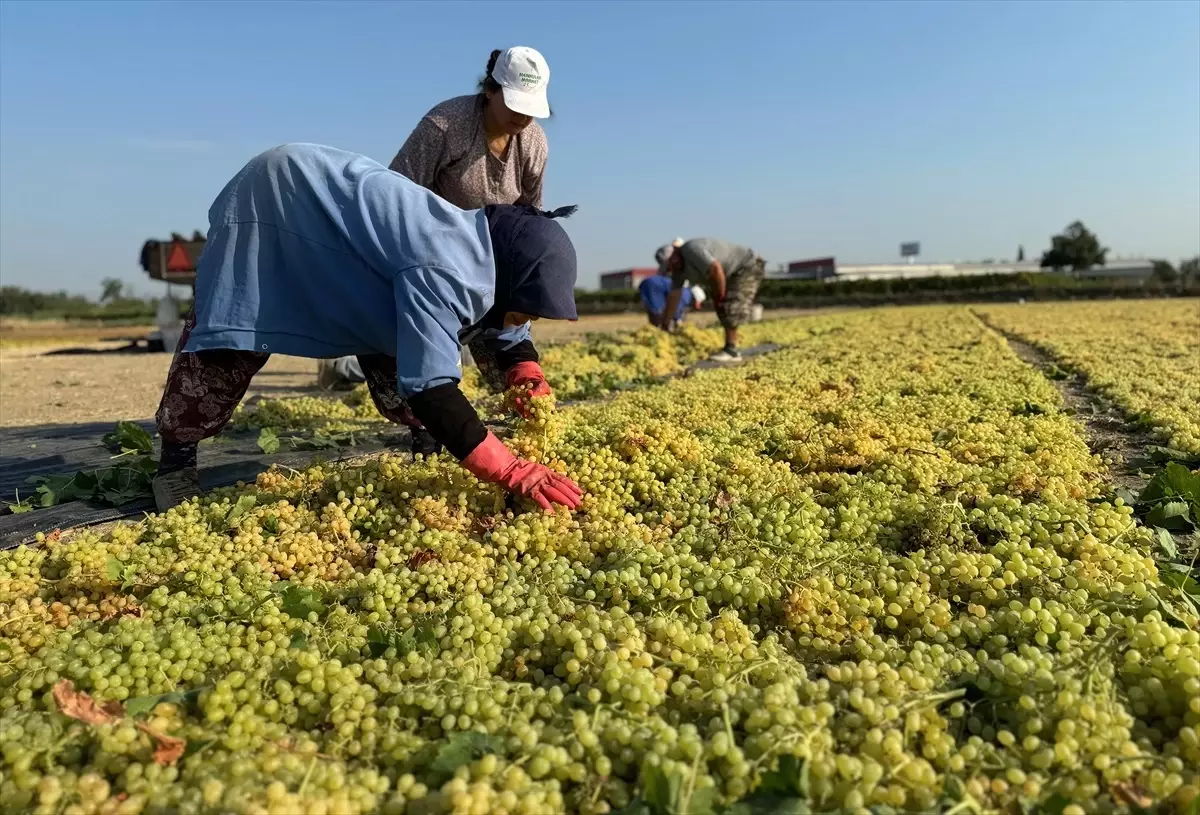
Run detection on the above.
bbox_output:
[1,306,1196,815]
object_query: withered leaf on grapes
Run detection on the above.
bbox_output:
[53,680,124,726]
[137,723,186,766]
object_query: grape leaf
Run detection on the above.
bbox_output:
[102,421,154,455]
[278,585,325,620]
[225,495,258,527]
[1161,569,1200,600]
[124,687,206,718]
[682,784,717,815]
[756,754,809,798]
[106,555,125,583]
[1146,500,1193,532]
[290,632,309,650]
[182,738,216,759]
[366,626,391,658]
[721,796,811,815]
[414,625,440,656]
[1140,462,1200,506]
[429,731,504,776]
[640,763,680,814]
[257,427,280,455]
[1147,446,1200,466]
[1157,527,1178,561]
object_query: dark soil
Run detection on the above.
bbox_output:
[972,311,1162,498]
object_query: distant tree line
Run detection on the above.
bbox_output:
[0,280,191,323]
[4,219,1196,321]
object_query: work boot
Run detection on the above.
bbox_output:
[410,428,444,457]
[153,467,202,513]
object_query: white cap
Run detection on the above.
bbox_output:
[492,46,551,119]
[671,237,684,247]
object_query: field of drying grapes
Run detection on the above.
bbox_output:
[2,301,1199,815]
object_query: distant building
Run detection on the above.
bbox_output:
[599,267,659,291]
[785,257,837,280]
[769,258,1156,282]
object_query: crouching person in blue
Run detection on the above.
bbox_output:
[639,270,693,331]
[152,143,582,514]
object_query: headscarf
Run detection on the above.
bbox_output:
[481,204,579,329]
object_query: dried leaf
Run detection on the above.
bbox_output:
[53,680,124,725]
[1110,780,1153,809]
[138,724,186,766]
[101,601,143,622]
[714,492,733,509]
[408,549,439,569]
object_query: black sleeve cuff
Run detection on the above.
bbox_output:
[406,383,488,460]
[489,338,539,371]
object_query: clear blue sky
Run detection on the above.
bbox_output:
[1,0,1197,296]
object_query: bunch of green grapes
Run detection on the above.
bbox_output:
[1,306,1197,815]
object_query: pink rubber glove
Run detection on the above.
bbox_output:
[506,361,552,419]
[461,433,582,511]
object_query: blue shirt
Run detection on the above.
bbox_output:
[639,275,692,320]
[185,143,506,397]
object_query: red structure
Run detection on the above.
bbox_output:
[599,267,659,291]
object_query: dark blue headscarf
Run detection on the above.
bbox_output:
[482,204,579,329]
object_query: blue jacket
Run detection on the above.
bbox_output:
[639,275,692,320]
[186,143,521,397]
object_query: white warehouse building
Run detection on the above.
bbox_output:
[771,257,1157,283]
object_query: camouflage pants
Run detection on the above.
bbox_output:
[715,257,766,330]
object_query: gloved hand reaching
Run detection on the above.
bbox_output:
[505,361,553,419]
[461,433,582,511]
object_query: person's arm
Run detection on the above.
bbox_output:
[395,276,579,510]
[516,128,548,208]
[662,289,683,329]
[389,117,447,189]
[479,323,553,415]
[707,260,727,303]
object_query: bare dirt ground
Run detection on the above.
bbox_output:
[0,310,814,428]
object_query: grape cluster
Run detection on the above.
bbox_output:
[1,307,1197,814]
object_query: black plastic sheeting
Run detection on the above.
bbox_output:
[0,427,410,549]
[0,342,783,548]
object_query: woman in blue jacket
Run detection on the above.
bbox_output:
[152,143,581,514]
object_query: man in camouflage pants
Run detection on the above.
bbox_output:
[662,238,766,363]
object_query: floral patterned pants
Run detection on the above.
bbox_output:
[155,312,421,444]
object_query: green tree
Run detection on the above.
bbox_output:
[1180,256,1199,283]
[100,278,125,303]
[1039,221,1108,272]
[1151,260,1177,282]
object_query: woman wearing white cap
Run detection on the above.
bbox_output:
[317,47,555,454]
[389,46,552,210]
